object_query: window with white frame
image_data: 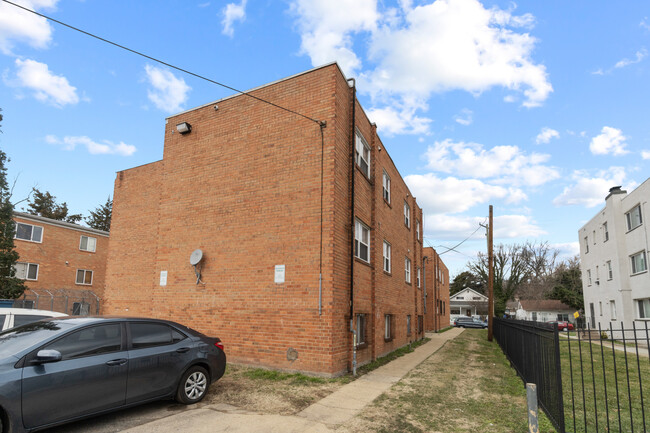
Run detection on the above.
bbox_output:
[405,257,411,283]
[638,298,650,319]
[607,261,613,280]
[14,262,38,280]
[384,314,393,340]
[404,202,410,228]
[79,235,97,252]
[382,170,390,203]
[593,230,596,245]
[354,219,370,262]
[416,267,421,288]
[356,314,367,346]
[584,236,589,253]
[599,301,602,316]
[416,219,420,240]
[76,269,93,285]
[407,315,411,335]
[630,251,647,274]
[15,222,43,243]
[626,204,643,231]
[355,131,370,177]
[610,300,617,320]
[383,241,391,273]
[603,222,609,242]
[587,269,592,285]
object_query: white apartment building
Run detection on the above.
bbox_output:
[579,181,650,333]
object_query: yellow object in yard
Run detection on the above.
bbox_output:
[573,311,580,319]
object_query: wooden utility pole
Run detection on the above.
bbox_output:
[487,205,494,342]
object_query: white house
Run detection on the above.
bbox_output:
[513,300,575,323]
[449,288,488,323]
[579,181,650,332]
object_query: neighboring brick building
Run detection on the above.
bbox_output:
[12,212,109,314]
[104,63,425,376]
[424,247,450,331]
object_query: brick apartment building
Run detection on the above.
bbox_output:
[424,247,450,331]
[104,63,425,376]
[12,212,109,314]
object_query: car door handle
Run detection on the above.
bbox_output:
[106,358,127,366]
[176,347,190,354]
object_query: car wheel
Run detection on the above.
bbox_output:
[176,366,210,404]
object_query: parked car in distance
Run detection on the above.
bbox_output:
[0,316,226,433]
[0,308,67,331]
[546,320,574,331]
[453,316,488,329]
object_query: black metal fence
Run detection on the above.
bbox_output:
[493,318,566,432]
[494,318,650,433]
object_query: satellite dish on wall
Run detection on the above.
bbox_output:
[190,249,203,266]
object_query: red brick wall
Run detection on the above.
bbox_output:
[13,214,108,313]
[104,64,424,376]
[424,247,450,331]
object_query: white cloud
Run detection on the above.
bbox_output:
[405,173,526,215]
[535,127,559,144]
[0,0,58,55]
[642,150,650,160]
[589,126,628,156]
[423,139,560,187]
[144,65,191,113]
[551,242,580,259]
[290,0,379,75]
[454,108,473,126]
[366,104,431,135]
[642,18,650,31]
[552,167,633,208]
[493,214,546,238]
[8,58,78,107]
[46,135,136,156]
[614,48,647,69]
[221,0,247,37]
[423,213,544,241]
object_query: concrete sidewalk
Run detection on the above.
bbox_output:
[122,328,463,432]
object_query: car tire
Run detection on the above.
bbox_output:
[176,366,210,405]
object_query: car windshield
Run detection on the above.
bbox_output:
[0,321,73,358]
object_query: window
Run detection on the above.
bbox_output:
[404,202,410,228]
[354,219,370,262]
[44,324,122,360]
[14,262,38,280]
[532,312,537,321]
[630,251,647,274]
[610,300,617,320]
[72,302,90,316]
[131,322,186,349]
[638,298,650,319]
[355,131,370,177]
[587,269,592,285]
[76,269,93,285]
[626,204,643,231]
[593,230,596,245]
[599,301,602,316]
[456,296,464,300]
[356,314,367,347]
[416,219,420,241]
[384,314,393,340]
[407,315,411,335]
[382,170,391,203]
[557,313,569,321]
[15,222,43,242]
[383,241,391,273]
[607,261,613,280]
[416,267,421,288]
[79,235,97,252]
[418,315,423,334]
[584,236,589,254]
[603,222,609,242]
[405,257,411,283]
[450,308,460,315]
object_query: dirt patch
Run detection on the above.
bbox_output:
[204,365,348,415]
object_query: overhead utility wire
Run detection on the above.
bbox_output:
[426,219,485,256]
[2,0,323,127]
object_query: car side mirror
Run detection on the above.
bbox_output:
[31,349,62,365]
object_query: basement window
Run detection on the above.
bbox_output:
[384,314,393,341]
[356,314,367,348]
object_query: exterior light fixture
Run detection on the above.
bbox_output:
[176,122,192,134]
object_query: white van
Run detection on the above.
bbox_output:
[0,308,67,331]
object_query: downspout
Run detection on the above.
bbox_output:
[423,256,428,317]
[434,254,439,332]
[347,77,357,375]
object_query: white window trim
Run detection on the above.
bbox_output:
[76,269,94,286]
[587,269,592,285]
[416,267,421,288]
[638,298,650,320]
[405,257,411,283]
[355,131,371,178]
[630,250,648,275]
[607,261,613,280]
[79,235,97,252]
[382,170,391,203]
[584,236,589,254]
[354,219,370,263]
[384,314,392,340]
[626,204,643,232]
[610,300,617,321]
[404,202,410,228]
[14,262,39,281]
[383,241,391,273]
[15,222,43,243]
[603,222,609,242]
[416,219,420,241]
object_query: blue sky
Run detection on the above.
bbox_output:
[1,0,649,277]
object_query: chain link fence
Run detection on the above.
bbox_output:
[0,289,101,316]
